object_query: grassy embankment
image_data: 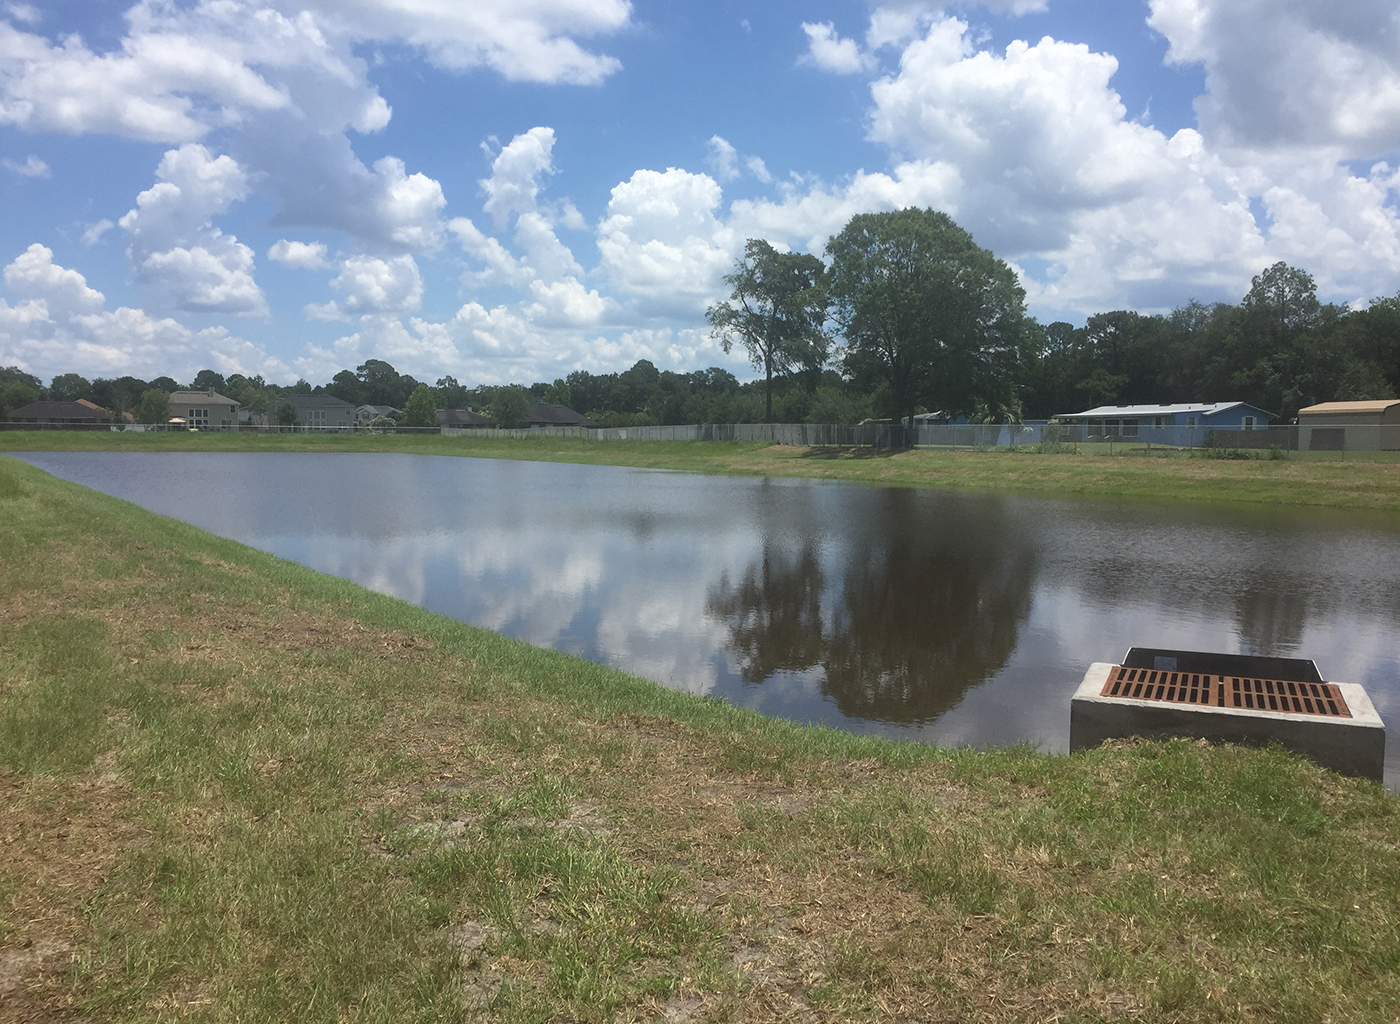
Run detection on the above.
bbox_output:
[5,429,1400,512]
[2,454,1399,1023]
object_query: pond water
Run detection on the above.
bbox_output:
[18,451,1400,784]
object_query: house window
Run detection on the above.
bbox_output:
[186,407,209,428]
[1186,416,1196,427]
[308,409,326,427]
[1153,416,1166,428]
[1121,419,1139,438]
[1242,415,1256,430]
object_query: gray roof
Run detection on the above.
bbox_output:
[281,394,355,410]
[169,389,238,406]
[528,401,597,427]
[438,408,494,427]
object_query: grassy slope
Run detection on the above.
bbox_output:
[1,454,1399,1023]
[3,429,1400,513]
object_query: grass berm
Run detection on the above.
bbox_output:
[1,451,1398,1022]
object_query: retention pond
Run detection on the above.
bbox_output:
[20,451,1400,784]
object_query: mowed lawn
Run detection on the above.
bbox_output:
[5,428,1400,513]
[1,453,1399,1022]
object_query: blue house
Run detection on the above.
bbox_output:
[1053,402,1273,439]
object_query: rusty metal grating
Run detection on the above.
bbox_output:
[1098,666,1351,718]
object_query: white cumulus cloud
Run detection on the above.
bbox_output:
[294,0,633,85]
[596,167,737,314]
[0,244,189,379]
[763,10,1400,313]
[0,7,291,142]
[119,143,266,315]
[306,254,423,321]
[1149,0,1400,153]
[4,243,105,313]
[268,239,330,269]
[0,2,455,254]
[799,22,872,74]
[481,126,560,225]
[0,244,294,383]
[454,127,587,288]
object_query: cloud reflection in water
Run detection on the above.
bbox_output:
[18,450,1400,785]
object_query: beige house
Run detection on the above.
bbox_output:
[168,389,241,431]
[1297,400,1400,451]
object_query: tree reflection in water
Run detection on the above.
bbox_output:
[707,489,1040,724]
[707,541,827,683]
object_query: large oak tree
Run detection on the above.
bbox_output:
[826,208,1029,425]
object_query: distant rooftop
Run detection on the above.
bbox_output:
[9,400,110,421]
[528,401,597,427]
[280,394,354,408]
[438,408,493,427]
[1298,400,1400,415]
[169,388,237,405]
[1058,402,1260,418]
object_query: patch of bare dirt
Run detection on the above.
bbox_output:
[450,920,506,1013]
[0,770,146,1023]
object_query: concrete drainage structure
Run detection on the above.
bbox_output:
[1070,648,1386,781]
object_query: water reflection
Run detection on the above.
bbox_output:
[1235,588,1310,655]
[708,541,827,684]
[708,489,1038,722]
[14,451,1400,785]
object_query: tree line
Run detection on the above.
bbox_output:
[4,208,1397,427]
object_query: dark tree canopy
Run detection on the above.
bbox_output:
[435,375,468,411]
[192,369,226,392]
[354,359,415,407]
[1245,262,1322,342]
[489,386,531,428]
[48,373,92,402]
[401,384,438,428]
[0,379,39,419]
[325,369,366,407]
[826,208,1029,425]
[132,389,173,425]
[706,239,829,421]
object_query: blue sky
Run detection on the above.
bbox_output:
[2,0,1398,388]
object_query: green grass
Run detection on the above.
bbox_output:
[5,427,1400,512]
[2,453,1399,1022]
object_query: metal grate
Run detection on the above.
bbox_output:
[1099,666,1351,718]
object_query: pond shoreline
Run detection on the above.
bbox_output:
[4,429,1400,513]
[16,449,1400,775]
[2,454,1398,1021]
